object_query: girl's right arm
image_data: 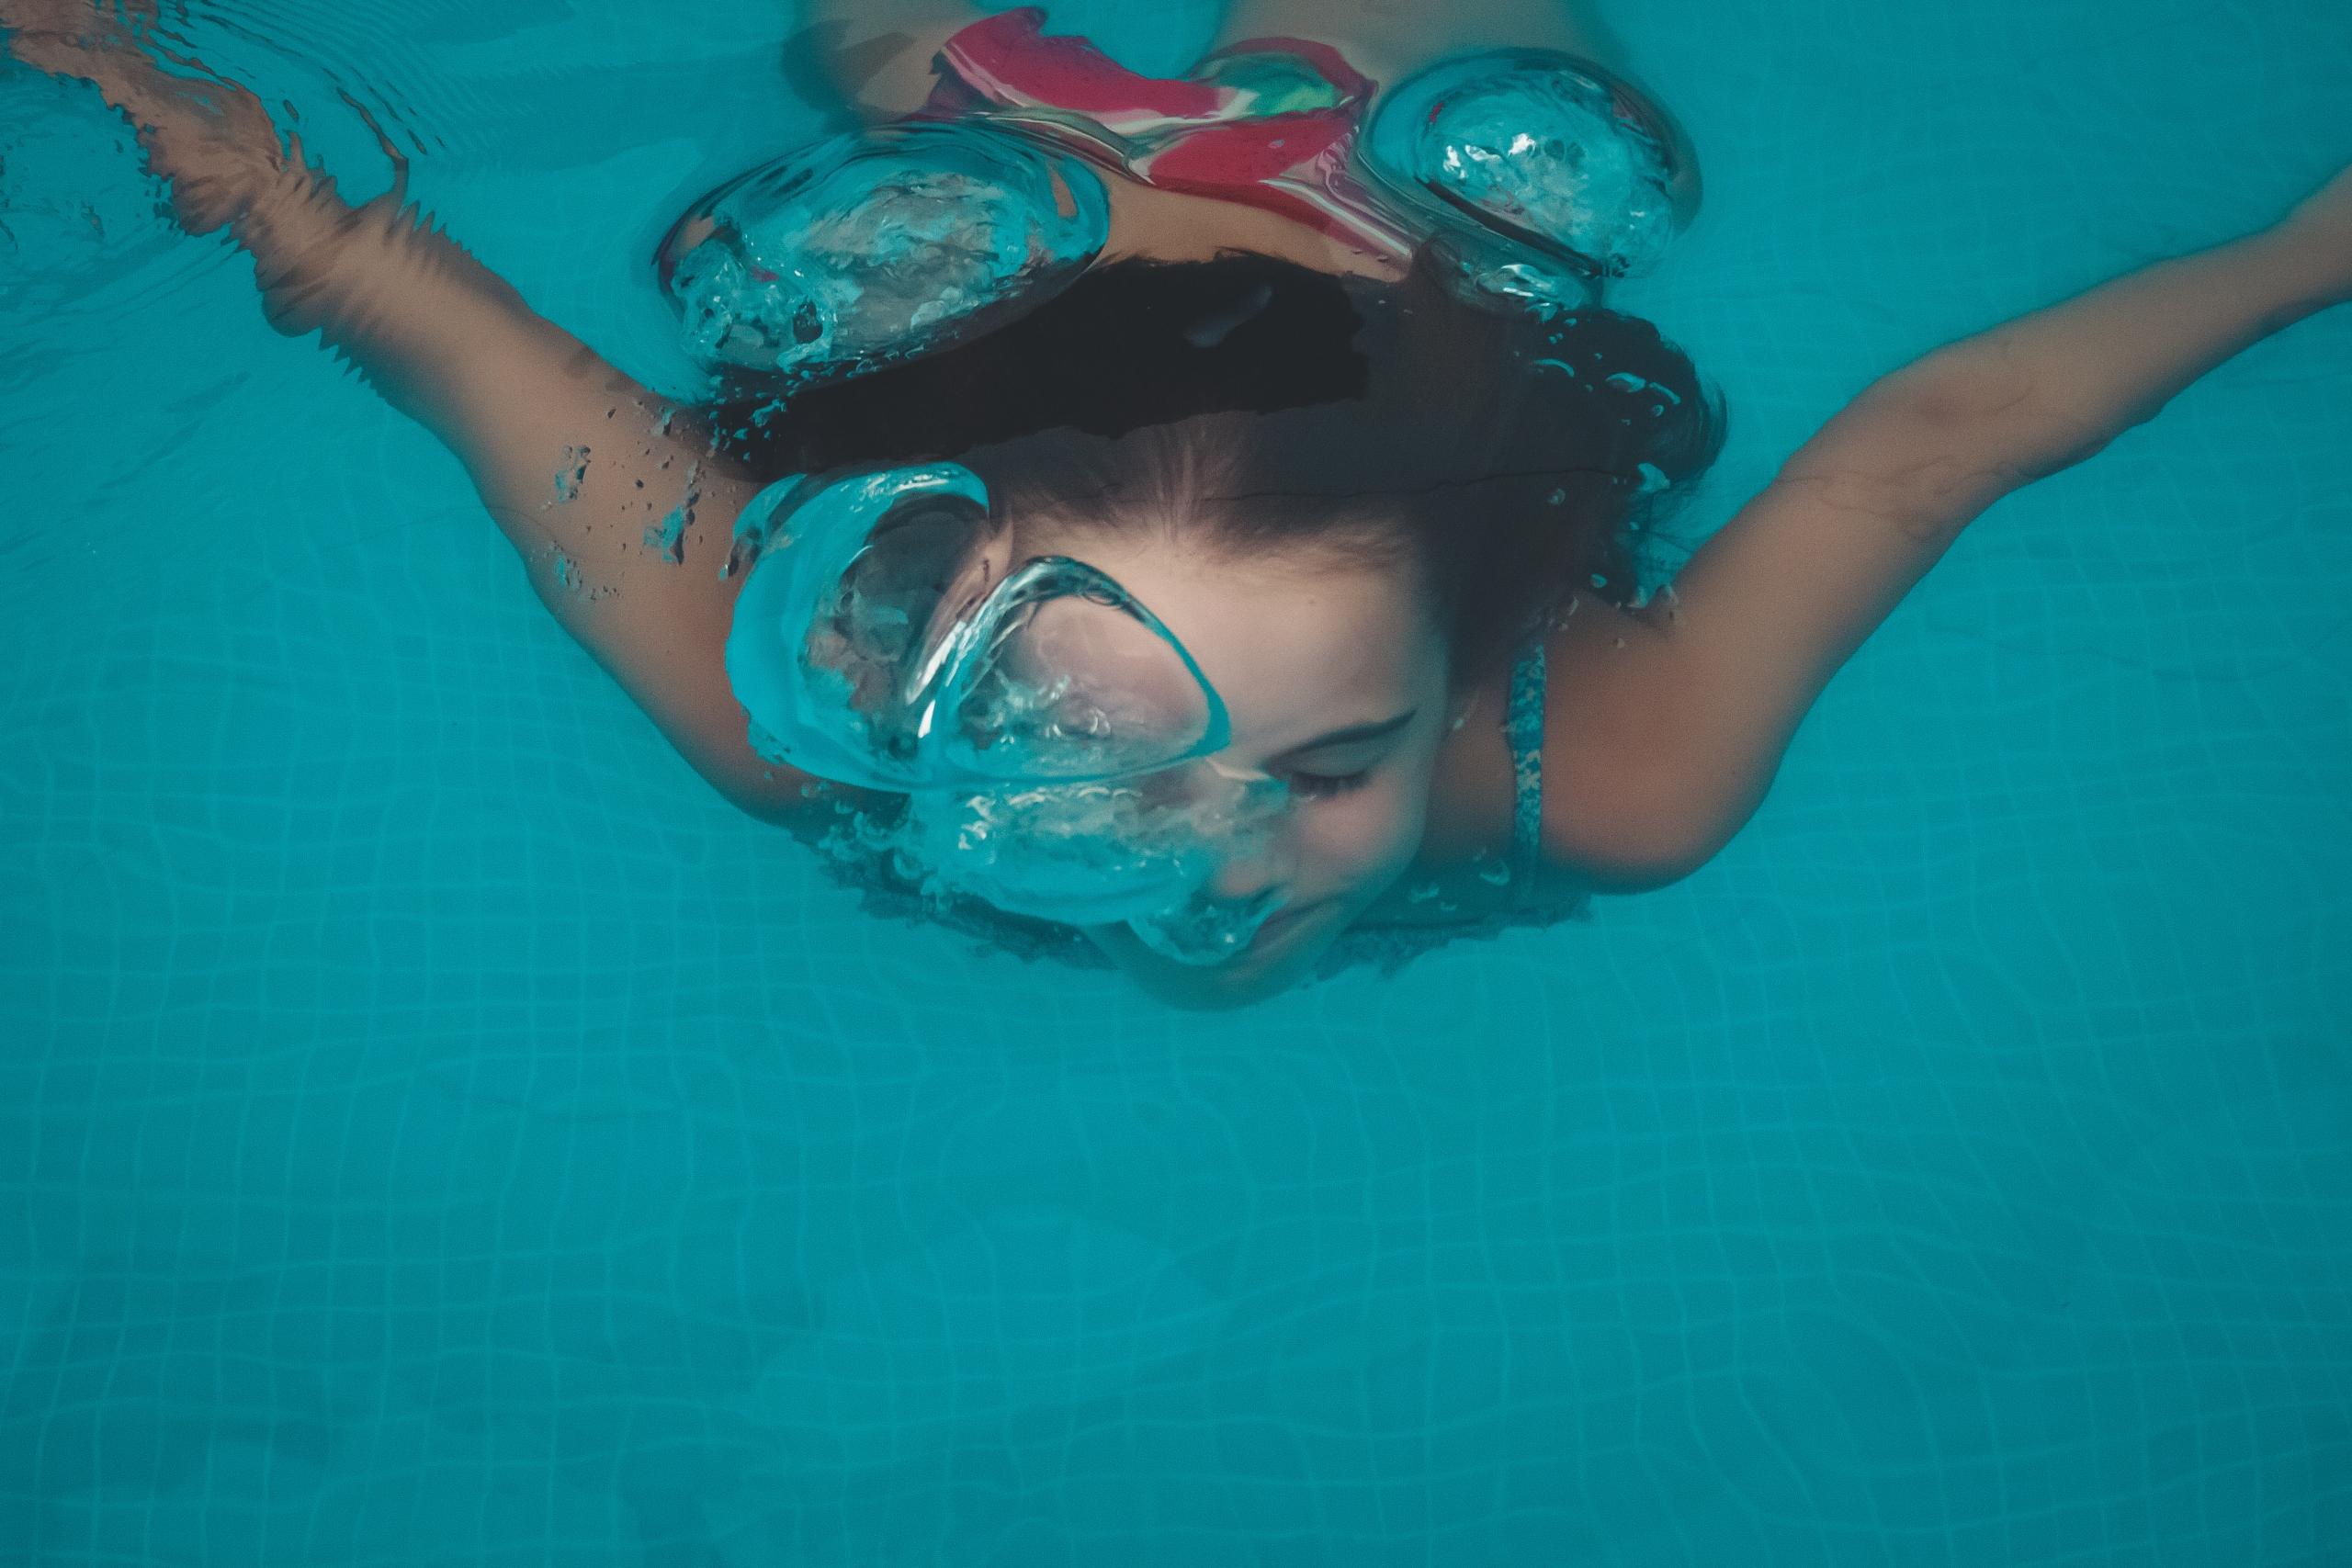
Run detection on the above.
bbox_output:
[4,4,835,824]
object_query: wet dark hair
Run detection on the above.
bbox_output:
[711,250,1727,689]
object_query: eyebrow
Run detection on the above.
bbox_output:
[1276,709,1419,759]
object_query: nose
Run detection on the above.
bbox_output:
[1167,757,1296,902]
[1204,846,1289,904]
[1199,804,1297,905]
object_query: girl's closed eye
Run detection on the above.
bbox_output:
[1287,767,1374,800]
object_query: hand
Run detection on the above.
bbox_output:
[1,0,153,65]
[3,0,292,236]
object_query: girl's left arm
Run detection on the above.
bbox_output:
[5,4,823,821]
[1539,173,2349,889]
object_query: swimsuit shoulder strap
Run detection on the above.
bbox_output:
[1504,616,1549,902]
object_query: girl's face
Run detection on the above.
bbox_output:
[1012,517,1459,1008]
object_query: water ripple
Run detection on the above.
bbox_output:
[0,70,209,329]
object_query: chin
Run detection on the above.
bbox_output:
[1084,918,1336,1010]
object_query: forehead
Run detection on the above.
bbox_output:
[1012,521,1440,748]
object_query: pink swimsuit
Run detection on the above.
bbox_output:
[657,7,1684,378]
[910,7,1421,262]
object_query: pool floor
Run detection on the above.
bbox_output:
[3,0,2349,1562]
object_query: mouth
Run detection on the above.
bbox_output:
[1249,897,1332,949]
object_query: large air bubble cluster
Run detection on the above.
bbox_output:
[1361,50,1680,304]
[659,121,1111,383]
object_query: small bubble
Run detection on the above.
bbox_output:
[552,445,590,502]
[644,505,689,563]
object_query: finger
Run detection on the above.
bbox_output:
[334,81,410,206]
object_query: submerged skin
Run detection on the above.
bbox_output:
[6,0,2346,1007]
[793,0,1702,231]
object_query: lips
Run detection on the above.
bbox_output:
[1250,898,1329,946]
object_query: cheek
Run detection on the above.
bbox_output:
[1292,773,1430,885]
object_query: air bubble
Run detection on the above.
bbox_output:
[644,506,689,563]
[553,446,590,502]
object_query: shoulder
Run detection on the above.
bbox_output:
[1530,588,1758,893]
[1404,590,1687,914]
[1409,585,1749,898]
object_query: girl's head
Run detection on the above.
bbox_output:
[719,252,1724,1003]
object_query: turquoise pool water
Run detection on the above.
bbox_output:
[4,0,2348,1562]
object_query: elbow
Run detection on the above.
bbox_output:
[1544,827,1726,896]
[1860,353,2138,496]
[1540,772,1758,895]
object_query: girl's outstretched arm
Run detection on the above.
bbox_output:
[4,3,825,822]
[1538,173,2350,888]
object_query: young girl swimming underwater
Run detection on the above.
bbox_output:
[7,0,2346,1009]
